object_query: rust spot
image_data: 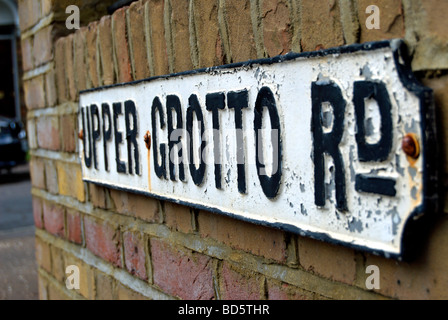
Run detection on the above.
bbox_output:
[402,133,420,159]
[78,129,83,140]
[315,44,325,51]
[143,131,151,150]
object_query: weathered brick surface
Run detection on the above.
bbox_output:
[36,116,60,150]
[267,279,314,300]
[54,37,67,103]
[112,7,133,83]
[261,0,292,57]
[86,21,101,88]
[198,211,287,262]
[220,262,263,300]
[147,0,169,76]
[191,0,223,68]
[44,160,58,194]
[32,197,44,229]
[300,0,345,52]
[223,0,257,62]
[123,231,148,281]
[110,190,160,222]
[127,1,150,80]
[66,209,82,244]
[298,236,356,285]
[169,0,193,72]
[35,237,52,273]
[151,239,215,300]
[164,202,193,233]
[60,114,77,153]
[73,27,88,92]
[95,271,115,300]
[33,25,53,67]
[84,216,122,268]
[42,201,65,238]
[24,76,46,110]
[357,0,404,43]
[98,15,115,86]
[30,158,46,189]
[56,162,85,202]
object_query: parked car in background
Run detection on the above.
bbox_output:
[0,116,27,173]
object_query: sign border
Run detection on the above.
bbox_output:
[79,39,440,261]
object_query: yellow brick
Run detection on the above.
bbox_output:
[57,162,85,202]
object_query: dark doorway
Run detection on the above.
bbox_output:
[0,37,16,119]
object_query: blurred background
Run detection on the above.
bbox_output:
[0,0,37,300]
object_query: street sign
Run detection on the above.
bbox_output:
[79,40,438,260]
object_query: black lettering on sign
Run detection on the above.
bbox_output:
[124,100,140,175]
[90,104,100,170]
[206,92,225,189]
[81,106,92,168]
[353,81,393,162]
[113,102,127,174]
[167,95,185,182]
[228,89,249,194]
[353,81,396,196]
[254,86,282,199]
[102,103,112,172]
[311,81,347,211]
[151,97,167,179]
[187,94,206,186]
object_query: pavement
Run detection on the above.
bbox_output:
[0,164,39,300]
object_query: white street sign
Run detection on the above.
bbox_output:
[79,40,438,260]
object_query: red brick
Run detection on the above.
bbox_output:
[67,209,82,244]
[262,0,292,57]
[220,262,263,300]
[86,21,101,89]
[32,197,44,229]
[198,211,287,262]
[84,216,122,267]
[127,1,150,80]
[29,158,46,189]
[98,15,116,86]
[112,7,133,83]
[300,0,345,52]
[42,201,65,238]
[123,231,148,281]
[151,239,215,300]
[147,0,169,76]
[36,116,60,151]
[298,236,356,285]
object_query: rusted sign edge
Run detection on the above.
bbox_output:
[79,39,440,261]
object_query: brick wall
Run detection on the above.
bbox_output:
[21,0,448,300]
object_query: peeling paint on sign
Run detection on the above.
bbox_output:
[78,40,438,260]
